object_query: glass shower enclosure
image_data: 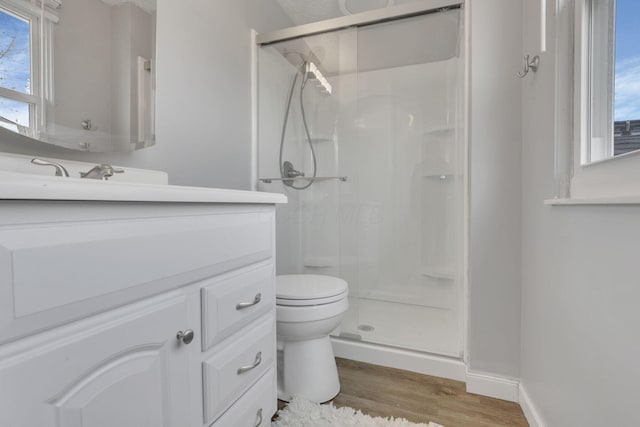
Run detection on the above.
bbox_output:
[257,5,465,357]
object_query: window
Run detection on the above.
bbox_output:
[582,0,640,163]
[569,0,640,200]
[611,1,640,156]
[0,1,39,133]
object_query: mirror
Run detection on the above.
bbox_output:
[0,0,156,152]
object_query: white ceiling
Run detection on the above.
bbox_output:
[99,0,156,14]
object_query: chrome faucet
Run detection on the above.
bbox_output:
[31,158,70,177]
[79,164,124,180]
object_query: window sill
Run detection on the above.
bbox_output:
[545,196,640,206]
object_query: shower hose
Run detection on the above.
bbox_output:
[278,61,317,190]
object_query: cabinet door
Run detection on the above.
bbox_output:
[0,295,193,427]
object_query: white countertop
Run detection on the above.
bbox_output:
[0,171,287,204]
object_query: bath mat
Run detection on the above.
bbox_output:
[272,397,445,427]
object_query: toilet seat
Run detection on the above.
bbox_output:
[276,289,348,306]
[276,275,348,307]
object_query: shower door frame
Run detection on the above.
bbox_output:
[256,0,464,45]
[252,0,471,368]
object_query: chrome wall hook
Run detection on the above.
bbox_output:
[518,54,540,78]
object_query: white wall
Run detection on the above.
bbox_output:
[520,1,640,425]
[0,0,292,189]
[468,0,523,378]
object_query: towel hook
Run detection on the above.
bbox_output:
[518,54,540,78]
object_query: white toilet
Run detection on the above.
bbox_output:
[276,274,349,403]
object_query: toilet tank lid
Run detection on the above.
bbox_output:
[276,274,348,300]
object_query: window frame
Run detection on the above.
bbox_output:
[569,0,640,200]
[0,0,41,131]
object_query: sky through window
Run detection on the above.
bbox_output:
[614,0,640,121]
[0,8,31,94]
[0,7,31,127]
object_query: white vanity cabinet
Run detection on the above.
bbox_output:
[0,294,192,427]
[0,197,284,427]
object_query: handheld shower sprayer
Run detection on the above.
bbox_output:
[278,58,326,190]
[305,62,332,95]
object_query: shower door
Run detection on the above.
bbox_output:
[258,7,465,357]
[257,26,360,327]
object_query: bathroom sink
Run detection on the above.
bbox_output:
[0,152,168,185]
[0,151,287,204]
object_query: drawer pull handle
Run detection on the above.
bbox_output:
[236,293,262,310]
[255,408,263,426]
[237,351,262,374]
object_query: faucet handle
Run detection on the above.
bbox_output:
[104,165,125,178]
[79,164,125,180]
[31,158,70,177]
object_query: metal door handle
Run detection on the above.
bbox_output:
[176,329,194,345]
[255,408,263,426]
[236,293,261,310]
[237,352,262,374]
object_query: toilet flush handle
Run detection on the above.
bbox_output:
[236,293,262,310]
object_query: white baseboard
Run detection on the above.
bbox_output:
[519,383,546,427]
[331,337,467,382]
[465,370,520,402]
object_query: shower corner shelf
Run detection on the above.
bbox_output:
[423,173,454,180]
[259,176,348,184]
[422,267,456,280]
[422,126,455,137]
[310,137,335,144]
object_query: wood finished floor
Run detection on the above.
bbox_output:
[278,358,529,427]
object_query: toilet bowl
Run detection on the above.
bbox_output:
[276,274,349,403]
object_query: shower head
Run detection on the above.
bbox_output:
[305,61,332,95]
[283,47,325,64]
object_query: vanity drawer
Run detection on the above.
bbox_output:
[0,209,274,344]
[201,264,275,351]
[212,368,276,427]
[202,314,275,424]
